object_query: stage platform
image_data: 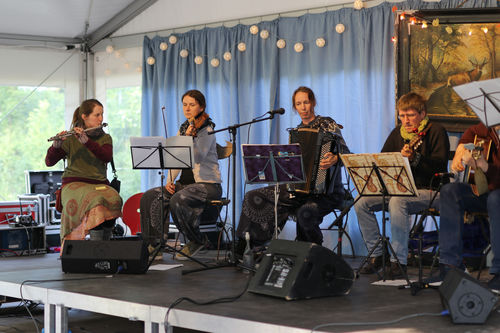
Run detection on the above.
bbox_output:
[0,249,499,333]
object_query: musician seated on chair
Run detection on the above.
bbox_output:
[45,99,123,244]
[236,86,350,253]
[354,92,449,279]
[140,90,222,260]
[438,122,500,291]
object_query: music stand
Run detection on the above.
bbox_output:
[241,144,305,239]
[453,78,500,128]
[340,152,418,283]
[130,136,209,269]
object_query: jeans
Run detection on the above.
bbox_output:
[354,189,439,265]
[439,183,500,274]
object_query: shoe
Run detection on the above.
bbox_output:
[148,245,163,261]
[359,256,384,274]
[487,274,500,293]
[175,241,204,261]
[388,262,407,280]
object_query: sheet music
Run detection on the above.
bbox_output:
[130,136,194,169]
[241,144,305,184]
[340,152,418,197]
[453,78,500,127]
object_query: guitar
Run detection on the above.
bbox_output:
[462,135,492,197]
[407,123,432,155]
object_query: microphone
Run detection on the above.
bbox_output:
[268,108,285,115]
[434,172,457,179]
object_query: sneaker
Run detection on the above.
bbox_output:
[487,274,500,293]
[388,262,407,280]
[175,241,204,261]
[359,256,384,274]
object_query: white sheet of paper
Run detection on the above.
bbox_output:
[453,78,500,127]
[148,264,184,271]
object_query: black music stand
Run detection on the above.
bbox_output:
[453,78,500,127]
[130,136,209,269]
[340,152,418,283]
[241,144,305,239]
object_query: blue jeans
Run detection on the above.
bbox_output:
[354,189,439,265]
[439,183,500,275]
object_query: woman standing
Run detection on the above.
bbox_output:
[45,99,122,243]
[140,90,222,259]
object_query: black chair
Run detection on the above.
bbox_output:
[171,141,232,258]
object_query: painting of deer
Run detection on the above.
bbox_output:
[427,56,489,116]
[447,57,488,87]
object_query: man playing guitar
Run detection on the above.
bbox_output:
[355,92,450,279]
[438,122,500,292]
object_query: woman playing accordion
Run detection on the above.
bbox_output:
[236,86,350,251]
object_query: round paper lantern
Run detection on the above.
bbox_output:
[294,42,304,53]
[250,25,259,35]
[194,56,203,65]
[180,49,189,58]
[336,23,345,34]
[316,37,326,47]
[353,0,364,10]
[105,45,114,54]
[223,52,232,61]
[169,35,178,44]
[237,42,246,52]
[276,39,286,49]
[211,58,220,67]
[146,56,155,65]
[159,42,168,51]
[260,30,269,39]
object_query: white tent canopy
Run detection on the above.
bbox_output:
[0,0,380,50]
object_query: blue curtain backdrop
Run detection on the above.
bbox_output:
[141,0,498,254]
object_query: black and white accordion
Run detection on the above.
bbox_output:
[287,128,334,195]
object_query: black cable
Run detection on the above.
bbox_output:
[18,275,114,333]
[164,275,251,331]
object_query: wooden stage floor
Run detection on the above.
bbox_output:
[0,246,499,333]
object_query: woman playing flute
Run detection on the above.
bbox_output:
[45,99,122,244]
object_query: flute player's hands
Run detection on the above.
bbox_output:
[52,131,67,148]
[74,127,88,144]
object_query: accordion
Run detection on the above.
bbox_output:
[287,128,334,194]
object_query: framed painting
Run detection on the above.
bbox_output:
[396,8,500,132]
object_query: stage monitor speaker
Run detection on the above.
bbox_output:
[61,239,149,274]
[439,268,498,324]
[248,239,354,300]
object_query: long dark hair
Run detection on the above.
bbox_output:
[182,90,206,112]
[71,99,103,129]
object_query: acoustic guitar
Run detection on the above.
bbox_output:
[462,135,492,196]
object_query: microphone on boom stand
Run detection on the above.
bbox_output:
[267,108,285,116]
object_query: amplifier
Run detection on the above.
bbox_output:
[0,225,46,255]
[0,201,38,226]
[61,239,149,274]
[18,194,50,225]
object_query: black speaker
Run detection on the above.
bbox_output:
[248,239,354,300]
[61,239,149,274]
[439,268,498,324]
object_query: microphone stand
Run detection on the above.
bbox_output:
[181,112,280,275]
[405,176,444,295]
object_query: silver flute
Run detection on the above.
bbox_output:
[47,123,108,141]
